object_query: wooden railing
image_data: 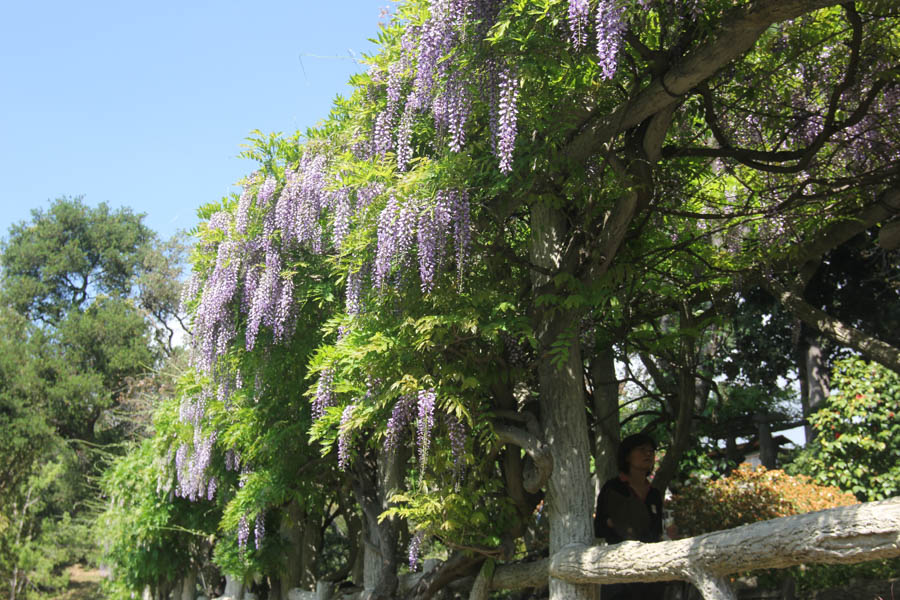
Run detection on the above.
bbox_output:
[469,496,900,600]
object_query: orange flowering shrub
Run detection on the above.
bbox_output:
[669,463,857,537]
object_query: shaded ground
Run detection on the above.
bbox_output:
[52,565,104,600]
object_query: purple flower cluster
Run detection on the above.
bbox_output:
[254,513,266,550]
[338,403,356,470]
[446,414,467,478]
[235,173,261,235]
[497,67,520,173]
[193,238,241,374]
[595,0,626,80]
[417,195,452,293]
[313,368,335,420]
[396,103,416,171]
[409,5,454,112]
[355,183,384,216]
[173,430,218,501]
[374,190,471,293]
[206,211,231,234]
[450,190,472,287]
[238,514,250,551]
[375,195,401,289]
[385,394,417,452]
[345,267,365,316]
[188,152,334,371]
[374,110,397,157]
[331,187,352,251]
[408,530,425,572]
[179,396,206,427]
[245,252,281,351]
[568,0,591,51]
[417,389,436,469]
[446,74,471,152]
[273,274,295,342]
[280,152,329,250]
[257,175,277,208]
[224,447,242,472]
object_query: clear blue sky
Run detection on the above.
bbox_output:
[0,0,391,242]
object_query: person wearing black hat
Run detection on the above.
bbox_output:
[594,432,665,600]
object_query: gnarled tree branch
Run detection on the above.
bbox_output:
[494,423,553,494]
[566,0,846,164]
[765,277,900,373]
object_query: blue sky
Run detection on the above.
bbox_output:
[0,0,390,242]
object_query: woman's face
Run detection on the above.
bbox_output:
[626,443,655,473]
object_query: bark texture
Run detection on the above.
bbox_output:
[468,560,493,600]
[485,498,900,600]
[179,570,197,600]
[590,346,620,488]
[550,498,900,599]
[530,202,595,600]
[352,445,402,600]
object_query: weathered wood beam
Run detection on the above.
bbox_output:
[487,498,900,600]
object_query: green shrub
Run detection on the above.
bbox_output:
[670,463,857,537]
[789,357,900,502]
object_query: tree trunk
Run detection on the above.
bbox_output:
[796,332,811,443]
[755,412,776,469]
[590,345,619,489]
[351,528,364,586]
[224,575,244,599]
[468,560,493,600]
[653,320,697,494]
[180,569,197,600]
[801,333,829,443]
[315,580,333,600]
[280,501,306,598]
[530,202,594,600]
[300,518,322,590]
[353,445,402,600]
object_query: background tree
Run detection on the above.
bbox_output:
[0,196,189,598]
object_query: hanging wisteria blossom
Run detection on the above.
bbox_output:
[596,0,626,80]
[408,530,425,572]
[497,67,520,173]
[417,389,436,469]
[338,403,357,470]
[385,394,417,452]
[254,513,266,550]
[313,367,336,420]
[568,0,591,50]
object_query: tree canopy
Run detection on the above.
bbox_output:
[100,1,899,599]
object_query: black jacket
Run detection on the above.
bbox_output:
[594,476,663,544]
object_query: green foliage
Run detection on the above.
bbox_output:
[0,454,95,599]
[789,357,900,501]
[0,308,55,501]
[98,433,218,599]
